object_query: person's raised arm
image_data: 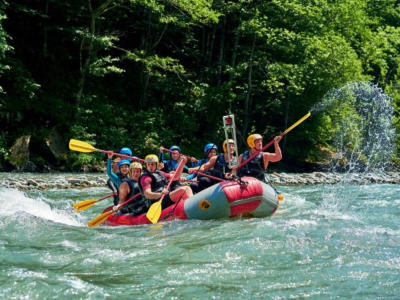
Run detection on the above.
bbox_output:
[107,152,120,184]
[263,136,282,164]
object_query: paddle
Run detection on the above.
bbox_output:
[190,170,224,182]
[73,193,116,212]
[87,192,141,228]
[69,139,145,162]
[180,178,199,183]
[146,159,185,224]
[234,112,311,172]
[161,147,199,163]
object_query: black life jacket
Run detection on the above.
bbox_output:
[123,178,141,199]
[138,171,169,199]
[120,178,148,215]
[212,153,236,179]
[239,150,266,182]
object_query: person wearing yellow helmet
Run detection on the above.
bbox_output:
[139,154,193,210]
[188,139,237,186]
[238,133,282,182]
[113,162,147,215]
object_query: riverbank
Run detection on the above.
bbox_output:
[1,172,400,190]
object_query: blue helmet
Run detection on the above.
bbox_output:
[118,159,130,167]
[204,143,218,153]
[120,147,132,157]
[169,145,181,153]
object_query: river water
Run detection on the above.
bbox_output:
[0,174,399,299]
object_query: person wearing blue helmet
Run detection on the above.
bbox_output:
[158,145,191,191]
[106,151,130,204]
[120,147,133,162]
[188,139,237,181]
[158,145,186,172]
[188,143,218,193]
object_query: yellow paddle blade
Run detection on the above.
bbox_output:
[69,139,97,153]
[146,200,162,224]
[284,112,311,135]
[88,210,113,228]
[72,199,99,212]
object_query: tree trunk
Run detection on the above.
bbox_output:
[217,17,226,87]
[139,8,153,110]
[282,97,290,153]
[207,27,216,66]
[242,35,256,138]
[76,0,96,112]
[229,33,239,81]
[76,0,114,113]
[199,26,207,80]
[43,0,49,57]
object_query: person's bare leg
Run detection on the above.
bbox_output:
[170,186,193,202]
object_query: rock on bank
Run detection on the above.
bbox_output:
[1,172,400,191]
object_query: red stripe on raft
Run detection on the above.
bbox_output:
[230,200,261,217]
[104,199,188,226]
[221,177,263,203]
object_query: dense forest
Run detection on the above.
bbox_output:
[1,0,400,172]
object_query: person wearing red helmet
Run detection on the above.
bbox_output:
[238,134,282,182]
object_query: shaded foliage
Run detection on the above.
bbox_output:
[0,0,400,170]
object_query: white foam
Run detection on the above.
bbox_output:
[0,188,82,226]
[287,219,318,227]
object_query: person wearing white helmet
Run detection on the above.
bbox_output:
[113,162,147,215]
[139,154,193,211]
[238,134,282,182]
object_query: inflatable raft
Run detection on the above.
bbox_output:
[104,177,279,226]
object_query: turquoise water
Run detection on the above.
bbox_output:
[0,175,399,299]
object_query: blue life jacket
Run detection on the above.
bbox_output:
[162,159,189,173]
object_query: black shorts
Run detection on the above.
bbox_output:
[161,194,175,209]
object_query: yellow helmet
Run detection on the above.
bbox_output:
[144,154,159,168]
[130,162,143,170]
[247,134,262,148]
[222,139,235,153]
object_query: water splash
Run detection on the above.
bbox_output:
[315,81,395,173]
[0,188,82,226]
